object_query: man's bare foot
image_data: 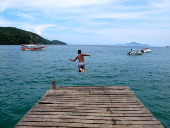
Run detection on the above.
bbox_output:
[80,68,85,73]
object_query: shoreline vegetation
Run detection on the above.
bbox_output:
[0,27,67,45]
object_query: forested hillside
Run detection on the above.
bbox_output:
[0,27,67,45]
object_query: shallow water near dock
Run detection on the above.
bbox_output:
[0,45,170,128]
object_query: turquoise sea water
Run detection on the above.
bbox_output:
[0,45,170,128]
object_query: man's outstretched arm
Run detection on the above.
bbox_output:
[68,57,78,61]
[82,54,91,57]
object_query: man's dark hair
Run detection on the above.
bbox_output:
[78,50,81,54]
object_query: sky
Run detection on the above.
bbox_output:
[0,0,170,46]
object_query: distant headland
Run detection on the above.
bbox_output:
[115,42,150,46]
[0,27,67,45]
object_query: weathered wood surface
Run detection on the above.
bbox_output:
[15,86,163,128]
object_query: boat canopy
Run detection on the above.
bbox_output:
[21,44,39,46]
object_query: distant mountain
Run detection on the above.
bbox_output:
[0,27,67,45]
[115,42,150,46]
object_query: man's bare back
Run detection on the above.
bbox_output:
[77,54,84,63]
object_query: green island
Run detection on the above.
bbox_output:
[0,27,67,45]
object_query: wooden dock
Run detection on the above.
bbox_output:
[15,83,163,128]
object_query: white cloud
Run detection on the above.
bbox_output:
[0,0,170,46]
[1,0,169,21]
[34,26,44,35]
[0,0,113,12]
[0,0,13,12]
[15,12,35,20]
[93,12,146,19]
[40,0,112,8]
[150,0,170,8]
[0,17,15,26]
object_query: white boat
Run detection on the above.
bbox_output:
[127,49,143,55]
[21,44,47,50]
[141,48,151,53]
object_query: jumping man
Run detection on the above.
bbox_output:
[68,50,91,73]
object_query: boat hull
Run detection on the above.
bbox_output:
[127,52,143,55]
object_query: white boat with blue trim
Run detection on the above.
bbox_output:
[141,48,151,53]
[127,49,143,55]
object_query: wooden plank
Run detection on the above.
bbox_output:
[25,115,157,121]
[44,94,136,97]
[16,121,118,128]
[43,96,136,99]
[40,96,139,100]
[43,94,136,97]
[38,101,142,105]
[17,122,163,128]
[16,126,163,128]
[14,86,163,128]
[35,103,145,108]
[30,108,151,114]
[40,99,140,102]
[33,105,150,111]
[43,97,136,100]
[46,91,135,95]
[58,86,130,89]
[20,118,161,125]
[28,111,154,117]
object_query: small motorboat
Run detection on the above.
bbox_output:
[127,49,143,55]
[141,48,151,53]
